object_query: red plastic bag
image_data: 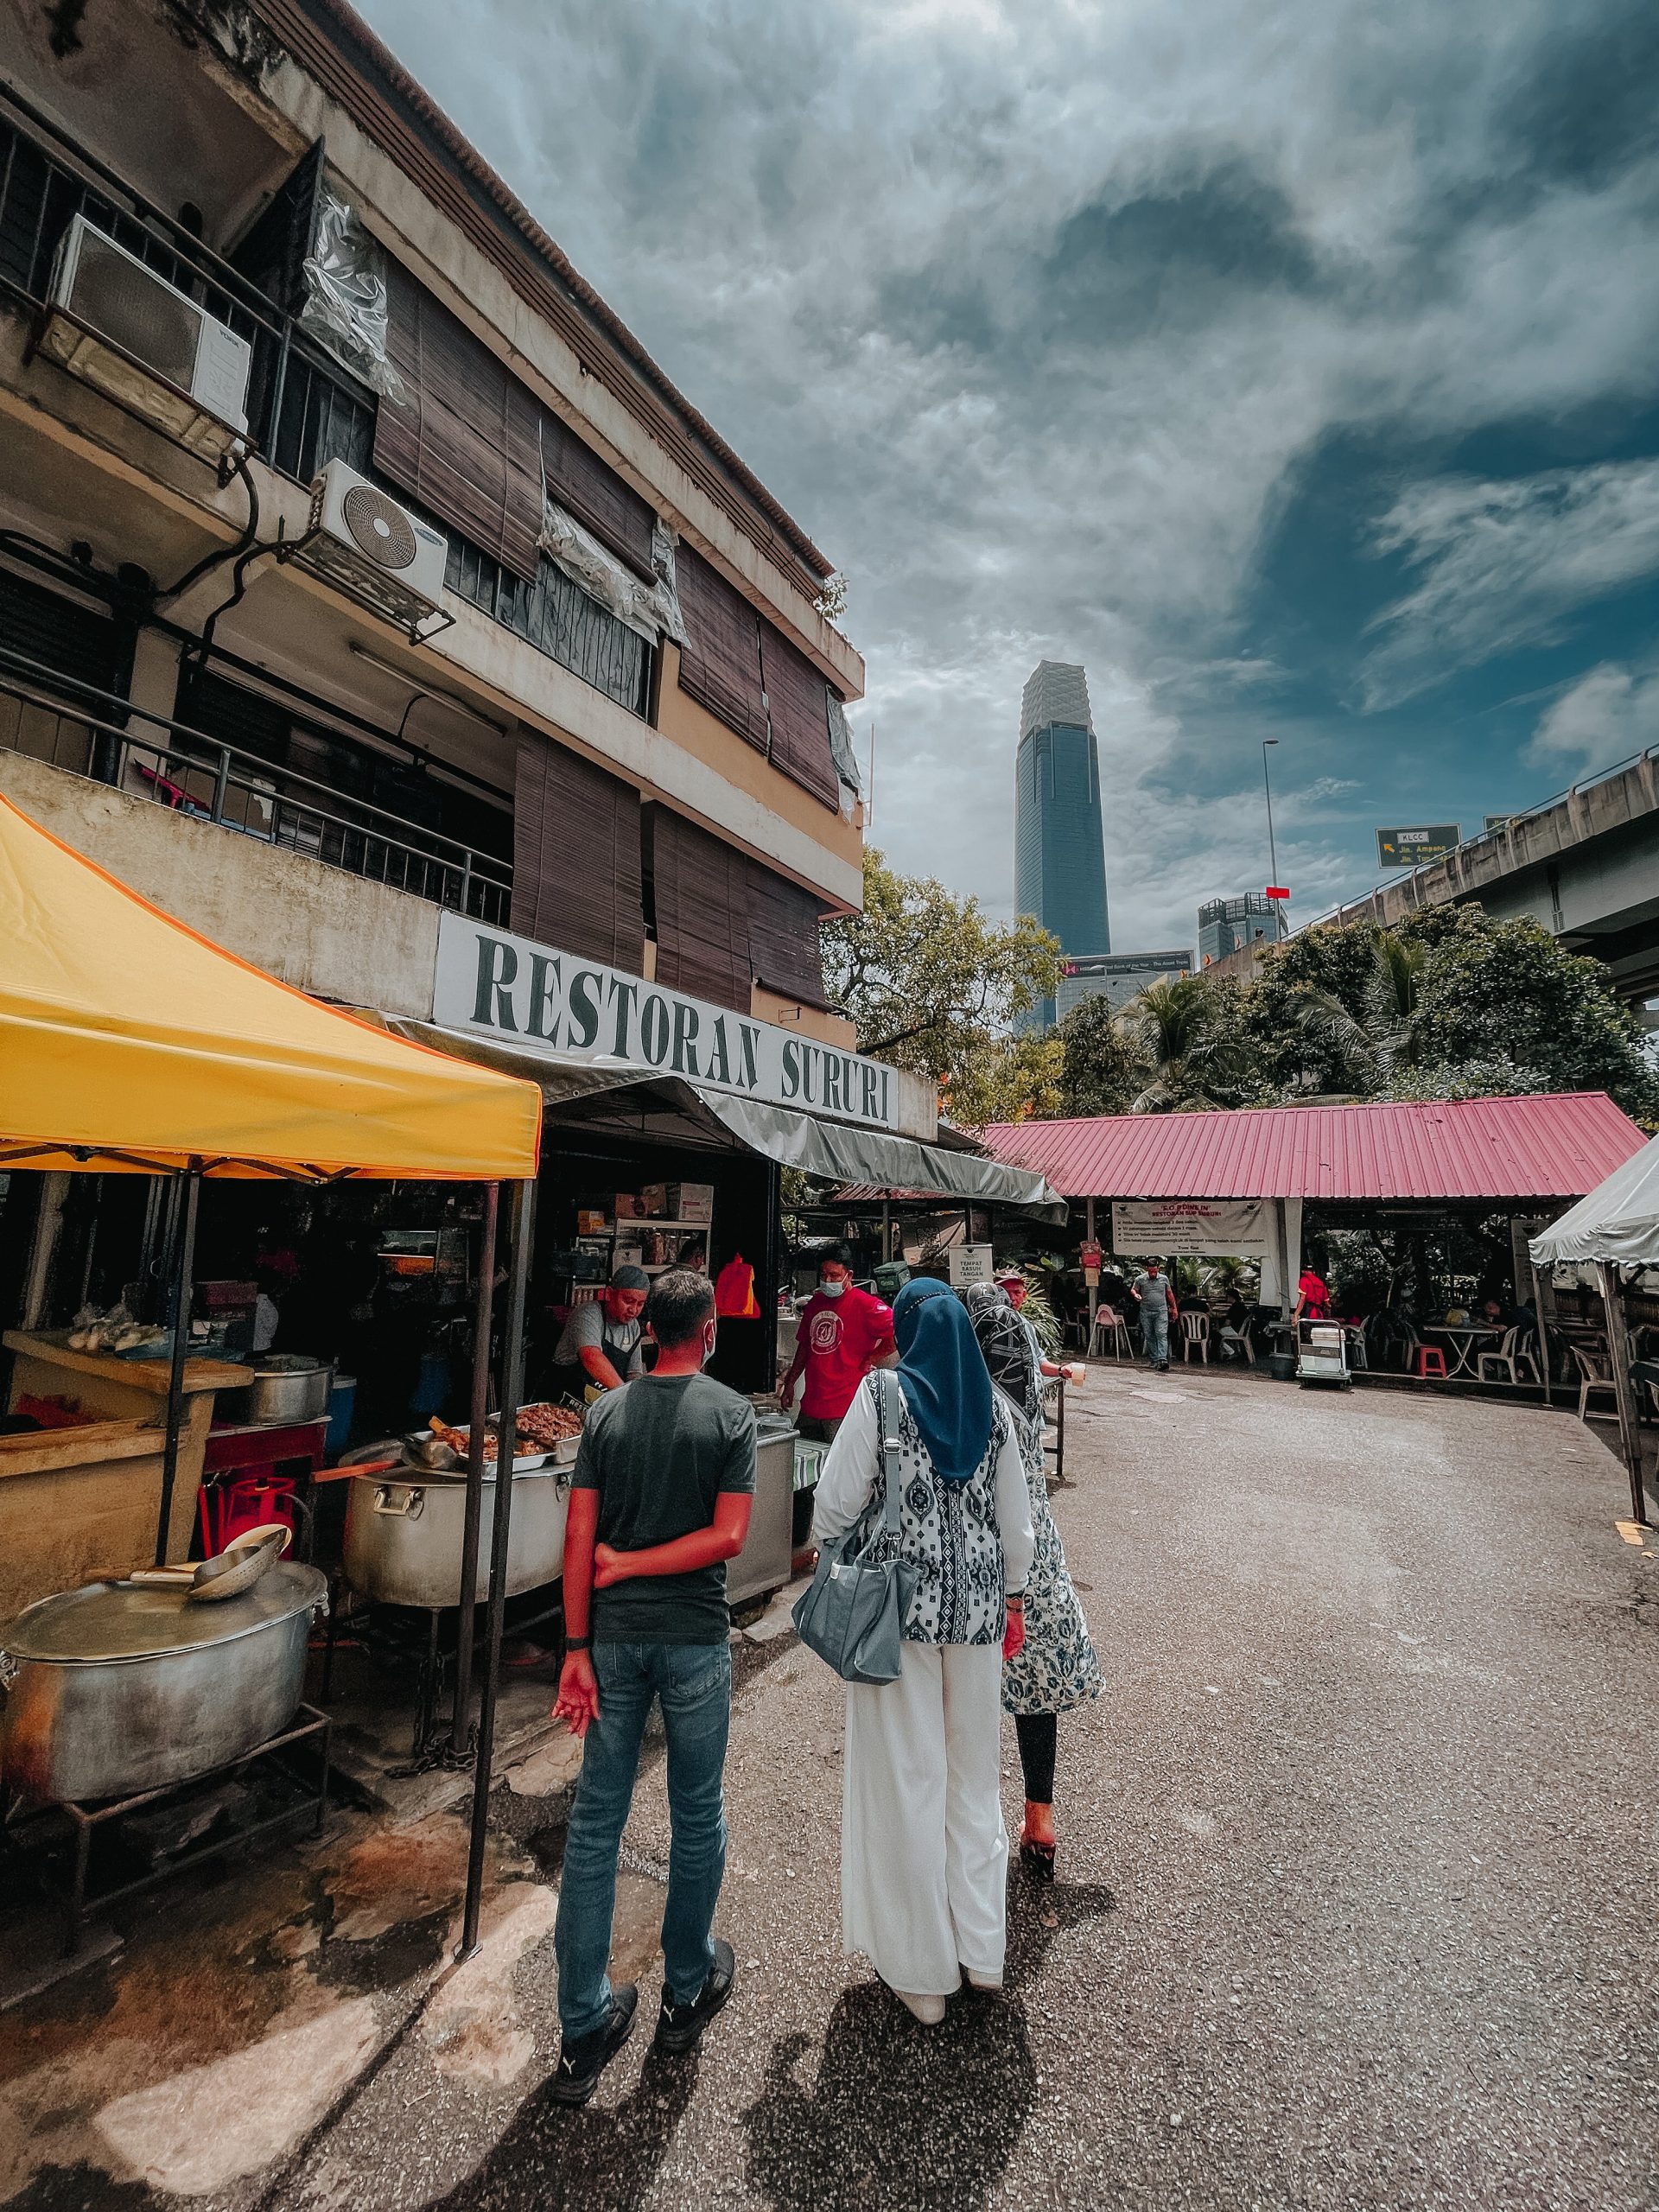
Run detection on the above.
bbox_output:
[714,1254,760,1319]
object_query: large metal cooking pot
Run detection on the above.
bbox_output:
[343,1464,569,1610]
[0,1562,327,1805]
[248,1356,334,1424]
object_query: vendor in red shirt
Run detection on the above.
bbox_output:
[1294,1261,1332,1320]
[780,1244,896,1446]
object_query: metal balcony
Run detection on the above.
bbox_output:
[0,652,512,926]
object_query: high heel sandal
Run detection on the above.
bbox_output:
[1019,1836,1057,1881]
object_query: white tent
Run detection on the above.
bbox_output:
[1529,1133,1659,1266]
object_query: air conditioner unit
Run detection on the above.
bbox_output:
[289,460,448,633]
[39,215,251,463]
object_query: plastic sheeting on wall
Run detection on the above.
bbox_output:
[538,496,687,645]
[828,693,861,797]
[301,184,405,402]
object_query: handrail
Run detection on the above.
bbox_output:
[0,647,508,876]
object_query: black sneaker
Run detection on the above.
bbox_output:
[654,1939,736,2053]
[550,1985,639,2106]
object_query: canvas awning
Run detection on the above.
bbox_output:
[1529,1135,1659,1266]
[387,1019,1065,1218]
[0,797,541,1180]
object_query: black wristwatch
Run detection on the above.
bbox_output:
[565,1635,592,1653]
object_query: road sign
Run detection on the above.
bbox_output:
[1376,825,1459,868]
[1264,885,1290,899]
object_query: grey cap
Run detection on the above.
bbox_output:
[610,1265,650,1291]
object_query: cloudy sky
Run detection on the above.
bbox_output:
[363,0,1659,950]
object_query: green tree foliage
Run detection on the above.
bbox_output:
[821,850,1063,1124]
[1041,903,1656,1121]
[948,1031,1065,1130]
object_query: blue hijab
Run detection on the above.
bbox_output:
[890,1277,995,1485]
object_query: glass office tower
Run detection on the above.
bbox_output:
[1014,660,1110,1028]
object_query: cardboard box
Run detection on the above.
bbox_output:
[614,1193,642,1220]
[667,1182,715,1225]
[613,1242,644,1270]
[575,1209,609,1236]
[638,1183,668,1218]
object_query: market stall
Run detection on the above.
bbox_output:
[0,793,541,1948]
[1529,1133,1659,1525]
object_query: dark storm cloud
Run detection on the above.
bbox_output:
[359,0,1659,943]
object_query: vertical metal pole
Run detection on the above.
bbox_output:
[449,1183,499,1758]
[882,1198,892,1267]
[1262,738,1283,938]
[1086,1197,1098,1343]
[153,1165,201,1567]
[460,1177,534,1957]
[1596,1262,1648,1527]
[1529,1255,1553,1408]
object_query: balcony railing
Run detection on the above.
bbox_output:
[0,81,373,487]
[0,652,512,926]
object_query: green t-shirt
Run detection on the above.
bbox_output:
[572,1371,757,1644]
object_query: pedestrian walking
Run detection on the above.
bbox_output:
[550,1269,756,2104]
[965,1282,1103,1881]
[1130,1259,1179,1370]
[811,1278,1034,2024]
[780,1242,896,1541]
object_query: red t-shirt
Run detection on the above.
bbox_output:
[1298,1270,1331,1317]
[798,1286,895,1419]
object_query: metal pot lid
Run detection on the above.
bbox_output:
[1,1562,327,1664]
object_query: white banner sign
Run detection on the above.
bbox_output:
[1111,1198,1274,1257]
[433,914,899,1130]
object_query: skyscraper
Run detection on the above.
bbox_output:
[1014,660,1110,1028]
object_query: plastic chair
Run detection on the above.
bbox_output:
[1476,1327,1541,1388]
[1413,1344,1447,1380]
[1180,1311,1211,1363]
[1567,1342,1618,1422]
[1090,1306,1133,1363]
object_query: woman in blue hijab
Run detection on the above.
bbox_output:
[811,1274,1035,2024]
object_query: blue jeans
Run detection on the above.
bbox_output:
[1141,1309,1168,1363]
[554,1639,733,2041]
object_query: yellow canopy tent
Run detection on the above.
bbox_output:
[0,793,541,1180]
[0,798,542,1931]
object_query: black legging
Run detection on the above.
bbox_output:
[1014,1711,1057,1802]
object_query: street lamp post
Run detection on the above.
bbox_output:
[1262,739,1285,939]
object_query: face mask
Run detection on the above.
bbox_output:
[820,1279,846,1298]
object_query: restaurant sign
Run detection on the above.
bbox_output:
[1111,1198,1274,1258]
[433,914,900,1130]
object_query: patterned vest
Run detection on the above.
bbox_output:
[847,1376,1010,1646]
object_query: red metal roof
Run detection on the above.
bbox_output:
[982,1093,1647,1203]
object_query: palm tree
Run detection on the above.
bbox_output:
[1117,975,1247,1112]
[1296,931,1427,1095]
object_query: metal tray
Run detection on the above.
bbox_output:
[411,1428,548,1474]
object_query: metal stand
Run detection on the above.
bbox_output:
[1044,1377,1067,1485]
[460,1178,535,1958]
[4,1706,331,1955]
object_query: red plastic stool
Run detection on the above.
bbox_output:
[1414,1345,1447,1379]
[199,1473,297,1555]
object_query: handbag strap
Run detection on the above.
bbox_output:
[872,1370,904,1539]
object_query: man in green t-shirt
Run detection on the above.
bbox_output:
[550,1269,756,2104]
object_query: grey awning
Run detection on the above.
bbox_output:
[380,1019,1065,1219]
[1529,1134,1659,1265]
[685,1090,1065,1220]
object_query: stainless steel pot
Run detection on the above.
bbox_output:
[248,1356,334,1424]
[343,1465,569,1610]
[0,1563,327,1805]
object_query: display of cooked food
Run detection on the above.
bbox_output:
[427,1403,582,1462]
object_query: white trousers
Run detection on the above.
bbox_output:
[841,1641,1007,1997]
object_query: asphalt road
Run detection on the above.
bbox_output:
[6,1369,1656,2209]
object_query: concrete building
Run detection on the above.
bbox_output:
[1015,659,1109,1027]
[1198,893,1274,967]
[1057,950,1192,1022]
[0,0,1001,1380]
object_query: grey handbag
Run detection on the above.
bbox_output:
[791,1371,918,1686]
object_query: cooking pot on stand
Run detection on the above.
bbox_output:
[0,1562,327,1804]
[247,1357,334,1425]
[342,1463,570,1610]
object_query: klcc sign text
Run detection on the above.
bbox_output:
[434,915,899,1130]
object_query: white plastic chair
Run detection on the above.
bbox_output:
[1567,1342,1618,1421]
[1090,1305,1133,1362]
[1476,1326,1540,1388]
[1179,1311,1211,1363]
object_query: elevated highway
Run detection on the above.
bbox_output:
[1209,748,1659,1011]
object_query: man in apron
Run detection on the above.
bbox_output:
[550,1267,650,1402]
